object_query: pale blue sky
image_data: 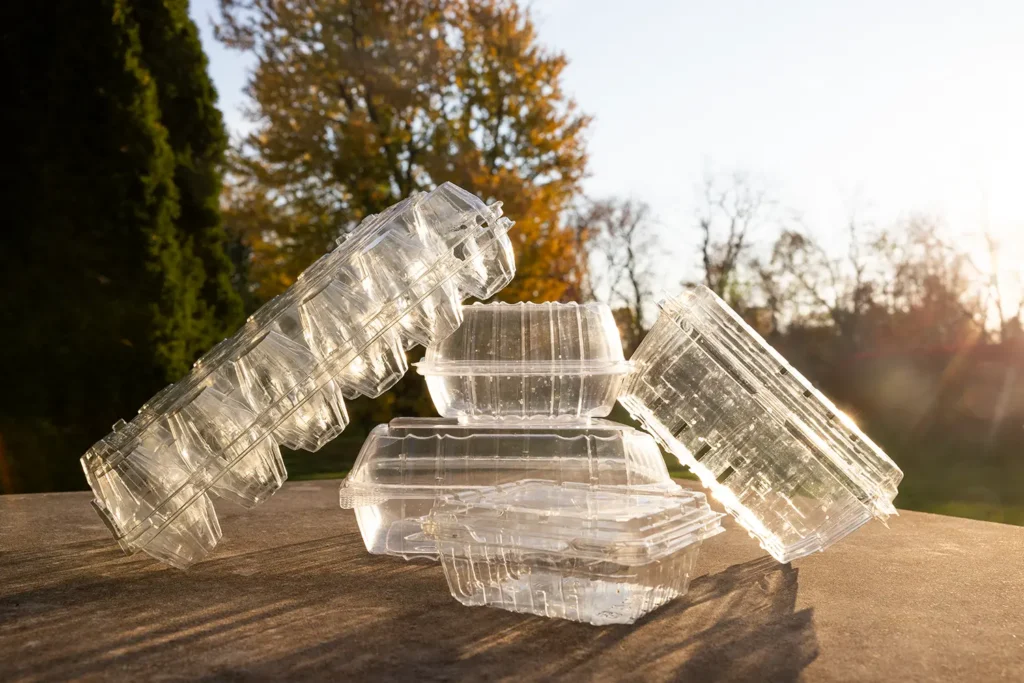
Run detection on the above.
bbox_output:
[190,0,1024,295]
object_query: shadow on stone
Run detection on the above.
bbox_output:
[1,536,817,682]
[637,556,820,681]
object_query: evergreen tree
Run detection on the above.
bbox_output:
[1,1,237,493]
[134,0,244,353]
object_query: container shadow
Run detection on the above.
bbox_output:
[1,536,816,682]
[632,556,819,681]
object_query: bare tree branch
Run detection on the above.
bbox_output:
[579,197,659,352]
[695,171,771,303]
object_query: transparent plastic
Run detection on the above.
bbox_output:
[339,418,675,558]
[418,480,724,625]
[619,285,904,563]
[81,183,516,568]
[417,302,632,419]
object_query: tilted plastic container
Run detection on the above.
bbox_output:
[418,480,724,625]
[338,418,676,559]
[619,285,904,563]
[81,183,517,568]
[417,302,632,420]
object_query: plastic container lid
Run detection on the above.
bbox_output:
[416,302,632,419]
[619,285,904,562]
[339,417,674,507]
[81,183,517,568]
[338,417,676,558]
[422,480,725,564]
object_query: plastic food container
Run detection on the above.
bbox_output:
[338,418,676,558]
[83,416,223,569]
[418,480,724,625]
[417,302,632,419]
[81,183,517,568]
[619,285,904,563]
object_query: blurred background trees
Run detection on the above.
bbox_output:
[2,0,1021,528]
[576,197,658,355]
[675,173,1024,524]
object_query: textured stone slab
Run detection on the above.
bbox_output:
[1,481,1022,681]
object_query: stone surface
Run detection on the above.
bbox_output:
[1,480,1022,682]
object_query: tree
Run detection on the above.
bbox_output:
[753,214,986,350]
[215,0,590,302]
[134,0,245,353]
[979,230,1023,343]
[752,215,875,340]
[1,1,239,493]
[695,171,772,305]
[870,216,986,349]
[580,197,659,353]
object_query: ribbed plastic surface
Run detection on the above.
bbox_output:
[420,480,724,625]
[619,285,903,563]
[81,183,516,568]
[339,417,675,558]
[417,302,632,419]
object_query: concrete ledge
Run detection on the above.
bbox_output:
[2,480,1022,681]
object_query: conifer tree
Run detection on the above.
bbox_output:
[1,1,238,492]
[134,0,244,353]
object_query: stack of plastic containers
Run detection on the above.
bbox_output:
[342,290,904,623]
[81,183,517,569]
[79,171,905,623]
[420,481,724,625]
[338,417,681,559]
[341,302,726,624]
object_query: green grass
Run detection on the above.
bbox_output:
[281,436,363,482]
[289,470,350,481]
[900,500,1024,526]
[667,465,699,480]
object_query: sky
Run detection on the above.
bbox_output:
[190,0,1024,303]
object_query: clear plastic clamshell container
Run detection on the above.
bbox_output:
[619,285,904,563]
[418,480,724,625]
[417,302,632,420]
[81,183,517,568]
[338,418,676,559]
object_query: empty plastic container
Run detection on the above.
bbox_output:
[619,285,904,563]
[81,183,517,568]
[338,417,676,558]
[83,415,222,570]
[417,302,632,419]
[417,480,724,625]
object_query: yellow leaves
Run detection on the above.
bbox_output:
[221,0,590,304]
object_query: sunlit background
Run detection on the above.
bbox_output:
[192,0,1024,309]
[6,1,1023,530]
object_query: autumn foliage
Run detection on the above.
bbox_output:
[216,0,591,303]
